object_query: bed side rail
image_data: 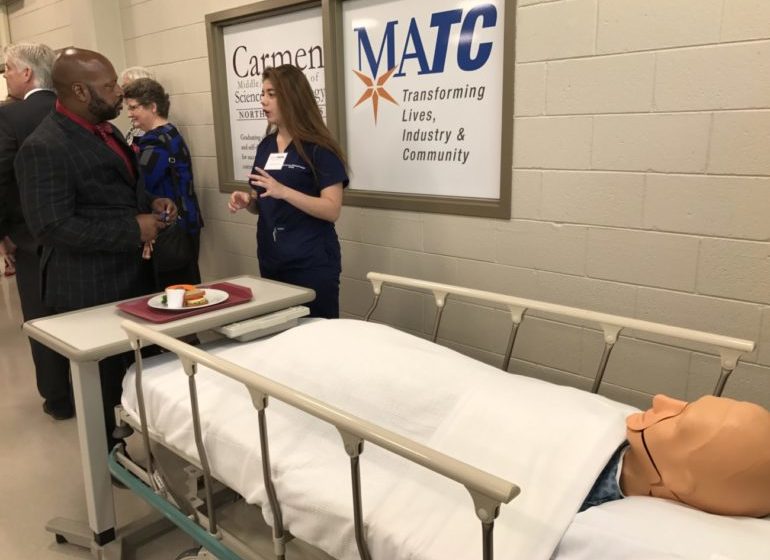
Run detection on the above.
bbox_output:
[365,272,755,397]
[121,319,518,560]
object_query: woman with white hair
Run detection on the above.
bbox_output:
[119,65,154,88]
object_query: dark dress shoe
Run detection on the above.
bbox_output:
[43,400,75,420]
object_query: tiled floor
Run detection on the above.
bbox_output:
[0,274,197,559]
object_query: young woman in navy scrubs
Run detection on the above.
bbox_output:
[228,65,349,318]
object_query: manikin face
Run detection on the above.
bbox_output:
[261,79,282,127]
[623,394,770,517]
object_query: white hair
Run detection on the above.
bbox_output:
[120,66,155,85]
[3,42,55,89]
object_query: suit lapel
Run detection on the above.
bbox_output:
[54,113,136,187]
[106,125,138,186]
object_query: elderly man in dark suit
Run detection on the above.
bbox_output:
[16,47,176,448]
[0,42,75,419]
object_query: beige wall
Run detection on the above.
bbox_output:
[7,0,74,47]
[10,0,770,409]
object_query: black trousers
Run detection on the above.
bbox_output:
[153,232,201,290]
[14,244,72,405]
[48,310,132,450]
[98,352,133,449]
[55,261,156,449]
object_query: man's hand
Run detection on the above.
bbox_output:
[0,236,16,274]
[151,197,178,224]
[136,213,166,242]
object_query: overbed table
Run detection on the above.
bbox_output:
[23,275,314,559]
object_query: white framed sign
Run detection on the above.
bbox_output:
[207,0,325,191]
[330,0,515,217]
[208,0,514,216]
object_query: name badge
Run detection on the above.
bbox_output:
[264,152,288,170]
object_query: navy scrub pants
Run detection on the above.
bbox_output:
[260,264,340,319]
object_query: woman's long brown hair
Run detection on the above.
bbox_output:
[262,65,348,177]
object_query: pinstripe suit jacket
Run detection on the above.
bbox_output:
[16,110,153,310]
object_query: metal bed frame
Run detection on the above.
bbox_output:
[364,272,754,397]
[111,272,756,560]
[115,321,520,560]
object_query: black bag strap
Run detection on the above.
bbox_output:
[155,131,204,229]
[156,131,186,216]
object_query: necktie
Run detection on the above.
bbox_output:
[93,121,113,141]
[94,121,150,255]
[93,122,135,179]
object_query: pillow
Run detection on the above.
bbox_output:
[553,496,770,560]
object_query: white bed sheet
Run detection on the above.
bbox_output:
[122,319,636,560]
[553,496,770,560]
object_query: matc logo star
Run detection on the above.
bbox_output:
[352,67,398,124]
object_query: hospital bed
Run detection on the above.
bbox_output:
[113,272,769,560]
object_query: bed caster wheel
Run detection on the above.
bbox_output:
[174,546,203,560]
[175,546,218,559]
[55,534,67,544]
[112,424,134,439]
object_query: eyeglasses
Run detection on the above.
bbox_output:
[126,102,143,111]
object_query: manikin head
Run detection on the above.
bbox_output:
[620,394,770,517]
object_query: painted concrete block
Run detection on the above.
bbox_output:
[655,42,770,111]
[517,0,597,62]
[597,0,722,53]
[592,113,711,173]
[514,116,593,169]
[547,53,655,114]
[541,171,645,227]
[709,111,770,175]
[645,174,770,240]
[586,228,698,291]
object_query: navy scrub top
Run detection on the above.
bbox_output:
[252,134,349,272]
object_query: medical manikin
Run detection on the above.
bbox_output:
[584,394,770,518]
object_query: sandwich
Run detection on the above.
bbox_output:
[184,288,208,307]
[165,285,209,307]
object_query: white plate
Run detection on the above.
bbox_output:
[147,288,229,311]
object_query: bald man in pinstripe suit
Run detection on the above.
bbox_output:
[16,48,176,448]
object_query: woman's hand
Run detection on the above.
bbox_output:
[244,167,343,223]
[248,167,288,200]
[228,190,254,213]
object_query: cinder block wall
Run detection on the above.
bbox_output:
[9,0,770,409]
[7,0,74,47]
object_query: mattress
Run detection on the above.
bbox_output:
[122,319,638,559]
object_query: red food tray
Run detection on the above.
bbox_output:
[116,282,253,324]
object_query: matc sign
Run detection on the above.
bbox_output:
[342,0,505,199]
